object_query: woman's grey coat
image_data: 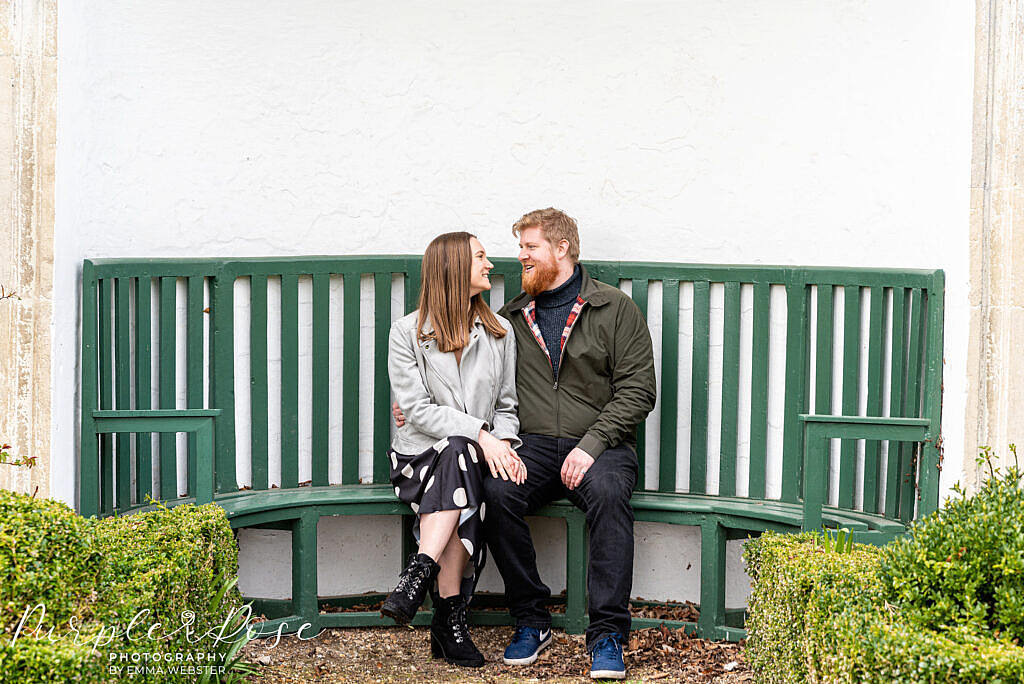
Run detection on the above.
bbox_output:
[388,310,521,455]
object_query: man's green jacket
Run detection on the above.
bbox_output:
[499,264,657,459]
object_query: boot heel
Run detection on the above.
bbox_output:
[430,632,444,658]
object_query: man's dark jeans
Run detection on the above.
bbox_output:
[483,433,637,650]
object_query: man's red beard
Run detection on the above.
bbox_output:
[522,258,560,296]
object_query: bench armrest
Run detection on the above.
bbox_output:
[798,414,930,532]
[90,409,222,507]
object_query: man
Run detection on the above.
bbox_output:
[396,208,656,679]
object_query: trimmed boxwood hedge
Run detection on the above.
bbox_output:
[745,465,1024,683]
[0,490,242,683]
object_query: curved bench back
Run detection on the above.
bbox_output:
[79,257,944,526]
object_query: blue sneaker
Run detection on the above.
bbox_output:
[502,625,552,665]
[589,635,626,680]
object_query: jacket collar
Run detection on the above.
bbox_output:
[504,263,611,313]
[419,313,484,338]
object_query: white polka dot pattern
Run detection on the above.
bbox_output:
[388,439,486,603]
[452,487,467,507]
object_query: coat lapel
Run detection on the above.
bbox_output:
[418,315,467,411]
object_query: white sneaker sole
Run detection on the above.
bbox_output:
[590,668,626,680]
[502,634,552,665]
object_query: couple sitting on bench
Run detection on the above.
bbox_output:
[383,207,656,680]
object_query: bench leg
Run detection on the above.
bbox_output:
[698,518,726,639]
[291,509,320,635]
[564,509,588,634]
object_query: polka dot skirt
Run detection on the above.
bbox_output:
[388,435,487,601]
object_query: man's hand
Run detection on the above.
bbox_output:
[561,447,595,490]
[392,402,406,428]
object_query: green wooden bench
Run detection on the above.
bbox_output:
[79,256,944,641]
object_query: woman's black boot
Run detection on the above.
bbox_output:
[430,594,484,667]
[381,553,440,624]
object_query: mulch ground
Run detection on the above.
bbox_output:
[241,624,751,683]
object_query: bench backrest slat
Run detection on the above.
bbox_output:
[630,279,650,483]
[186,276,205,497]
[838,286,860,510]
[98,277,114,514]
[781,283,811,503]
[312,273,331,487]
[660,280,682,493]
[688,280,711,494]
[883,287,907,519]
[158,277,177,499]
[249,274,270,490]
[815,284,835,417]
[718,281,742,498]
[919,273,946,516]
[341,272,362,485]
[210,271,236,494]
[813,285,835,506]
[748,281,771,501]
[373,272,394,485]
[134,277,153,506]
[115,278,132,511]
[80,262,99,516]
[79,257,945,526]
[899,288,926,522]
[863,286,885,513]
[280,273,300,490]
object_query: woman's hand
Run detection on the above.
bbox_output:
[478,430,525,484]
[502,439,527,485]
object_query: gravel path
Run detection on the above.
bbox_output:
[241,625,752,683]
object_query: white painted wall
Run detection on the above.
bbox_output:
[54,1,975,610]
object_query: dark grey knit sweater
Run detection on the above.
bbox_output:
[534,264,582,379]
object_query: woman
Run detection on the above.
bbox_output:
[381,231,525,667]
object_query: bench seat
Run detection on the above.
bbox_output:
[201,483,908,639]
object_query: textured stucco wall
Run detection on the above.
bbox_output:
[55,2,975,607]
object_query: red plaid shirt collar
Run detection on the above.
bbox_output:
[522,295,586,368]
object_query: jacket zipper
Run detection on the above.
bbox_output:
[425,356,467,411]
[523,299,587,437]
[552,302,586,436]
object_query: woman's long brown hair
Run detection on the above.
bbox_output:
[417,232,507,351]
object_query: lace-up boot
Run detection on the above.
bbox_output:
[430,595,484,667]
[380,553,440,624]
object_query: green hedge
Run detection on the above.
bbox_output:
[879,469,1024,642]
[0,491,242,683]
[744,532,882,682]
[745,466,1024,683]
[0,490,100,633]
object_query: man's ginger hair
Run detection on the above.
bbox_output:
[512,208,581,263]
